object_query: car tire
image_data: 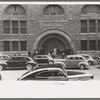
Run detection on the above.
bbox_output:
[0,65,3,71]
[79,64,85,70]
[48,61,54,65]
[97,59,100,64]
[88,61,92,66]
[26,64,33,70]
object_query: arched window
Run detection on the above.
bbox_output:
[4,4,26,15]
[81,5,100,14]
[43,5,65,15]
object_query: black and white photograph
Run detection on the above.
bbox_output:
[0,1,100,98]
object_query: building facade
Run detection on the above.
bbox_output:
[0,4,100,57]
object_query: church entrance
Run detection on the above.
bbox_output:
[33,30,76,55]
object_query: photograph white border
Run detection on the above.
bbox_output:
[0,1,100,98]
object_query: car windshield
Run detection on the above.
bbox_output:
[82,55,90,60]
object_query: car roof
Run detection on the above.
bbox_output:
[36,55,50,57]
[11,56,28,58]
[67,55,84,57]
[20,67,63,79]
[34,64,64,70]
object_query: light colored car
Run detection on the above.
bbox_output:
[17,64,94,81]
[33,55,54,66]
[78,54,97,65]
[54,55,90,70]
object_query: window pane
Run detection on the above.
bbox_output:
[3,41,10,51]
[12,21,18,34]
[20,41,27,51]
[20,21,26,27]
[20,21,27,33]
[98,40,100,50]
[3,21,10,33]
[12,28,18,33]
[21,28,27,33]
[89,40,96,50]
[89,20,96,33]
[81,40,88,50]
[12,41,18,51]
[98,20,100,32]
[81,20,87,33]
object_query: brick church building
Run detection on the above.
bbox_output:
[0,4,100,57]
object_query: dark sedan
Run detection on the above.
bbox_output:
[0,56,37,71]
[33,55,54,66]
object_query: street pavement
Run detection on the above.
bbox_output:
[0,64,100,81]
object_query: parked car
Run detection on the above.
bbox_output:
[17,64,94,81]
[78,54,97,65]
[54,55,90,70]
[0,56,37,71]
[33,55,54,66]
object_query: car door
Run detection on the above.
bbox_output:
[16,57,27,68]
[64,57,74,68]
[34,56,42,64]
[41,56,49,64]
[7,57,19,68]
[48,70,68,81]
[36,71,52,80]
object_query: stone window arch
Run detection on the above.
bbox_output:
[4,4,26,15]
[43,5,65,15]
[81,5,100,14]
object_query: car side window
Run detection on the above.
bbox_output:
[36,56,42,58]
[22,73,35,80]
[52,71,65,77]
[79,57,84,60]
[9,57,18,61]
[67,57,73,60]
[75,57,79,60]
[36,71,52,78]
[42,56,47,59]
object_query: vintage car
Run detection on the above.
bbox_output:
[33,55,54,66]
[54,55,90,70]
[78,54,97,65]
[0,56,37,71]
[17,64,94,81]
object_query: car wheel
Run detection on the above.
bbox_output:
[26,64,33,70]
[79,64,85,70]
[48,61,54,65]
[88,61,92,66]
[97,59,100,64]
[0,65,3,71]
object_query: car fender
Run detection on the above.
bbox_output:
[78,62,89,67]
[25,61,37,66]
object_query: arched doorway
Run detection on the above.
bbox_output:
[33,30,76,55]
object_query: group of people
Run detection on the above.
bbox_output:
[28,47,73,59]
